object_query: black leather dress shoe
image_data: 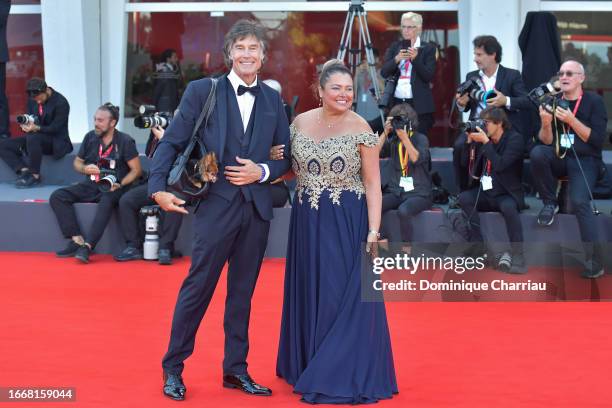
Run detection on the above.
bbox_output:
[222,374,272,396]
[163,372,186,401]
[114,246,143,262]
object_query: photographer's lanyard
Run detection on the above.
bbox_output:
[38,103,43,117]
[468,145,479,180]
[398,141,415,192]
[399,59,411,80]
[398,142,409,176]
[556,93,583,158]
[92,143,114,182]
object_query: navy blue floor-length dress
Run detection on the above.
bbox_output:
[277,125,398,404]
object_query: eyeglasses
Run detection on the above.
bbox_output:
[557,70,582,78]
[401,25,418,30]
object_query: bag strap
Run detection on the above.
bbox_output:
[180,77,218,158]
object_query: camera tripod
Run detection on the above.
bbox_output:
[336,0,385,124]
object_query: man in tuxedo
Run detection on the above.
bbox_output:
[381,12,437,136]
[453,35,531,192]
[148,20,291,400]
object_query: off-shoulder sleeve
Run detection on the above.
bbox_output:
[355,132,380,147]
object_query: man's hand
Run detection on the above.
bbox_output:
[468,127,489,144]
[225,156,261,186]
[394,49,410,64]
[539,106,553,126]
[269,144,285,160]
[83,164,101,175]
[20,123,38,133]
[110,183,122,192]
[153,191,189,214]
[455,92,469,108]
[152,125,165,140]
[554,106,576,126]
[486,89,508,108]
[406,47,418,61]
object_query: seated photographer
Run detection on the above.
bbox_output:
[49,103,141,264]
[453,35,530,193]
[0,77,71,188]
[530,60,607,279]
[379,103,432,247]
[115,124,184,265]
[380,12,436,136]
[458,107,525,273]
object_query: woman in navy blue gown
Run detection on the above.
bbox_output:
[277,59,398,404]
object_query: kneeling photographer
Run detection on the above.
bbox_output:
[50,103,141,263]
[379,103,432,247]
[529,60,607,279]
[115,112,184,265]
[457,107,525,273]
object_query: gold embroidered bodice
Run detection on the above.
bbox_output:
[290,124,379,209]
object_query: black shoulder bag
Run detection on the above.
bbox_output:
[166,78,218,205]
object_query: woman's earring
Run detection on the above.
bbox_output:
[319,98,322,107]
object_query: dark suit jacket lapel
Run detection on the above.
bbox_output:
[494,65,506,91]
[215,75,228,164]
[247,82,267,156]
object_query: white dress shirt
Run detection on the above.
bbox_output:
[226,69,269,182]
[394,36,421,99]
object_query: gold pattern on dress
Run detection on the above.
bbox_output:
[289,124,379,209]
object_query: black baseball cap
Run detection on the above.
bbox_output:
[26,77,47,96]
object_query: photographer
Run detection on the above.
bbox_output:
[530,60,607,279]
[381,12,436,136]
[49,103,141,264]
[458,107,525,272]
[114,125,184,265]
[153,49,182,113]
[0,77,71,187]
[453,36,530,193]
[379,103,432,247]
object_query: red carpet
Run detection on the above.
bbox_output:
[1,253,611,407]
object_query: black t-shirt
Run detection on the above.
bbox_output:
[380,131,432,199]
[554,91,607,158]
[77,130,139,183]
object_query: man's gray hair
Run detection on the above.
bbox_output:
[223,19,267,68]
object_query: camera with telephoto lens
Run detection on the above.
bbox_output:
[133,105,172,129]
[528,76,562,113]
[457,78,497,103]
[16,114,38,126]
[461,119,486,133]
[96,158,118,193]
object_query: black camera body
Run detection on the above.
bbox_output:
[134,105,172,129]
[457,78,497,103]
[540,95,570,114]
[391,116,412,131]
[461,119,486,133]
[528,77,561,109]
[16,114,38,126]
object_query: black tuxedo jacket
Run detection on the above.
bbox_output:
[462,65,531,136]
[381,39,436,114]
[148,76,291,221]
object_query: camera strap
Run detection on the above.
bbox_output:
[398,141,409,176]
[93,143,115,182]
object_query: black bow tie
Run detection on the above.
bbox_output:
[237,84,260,96]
